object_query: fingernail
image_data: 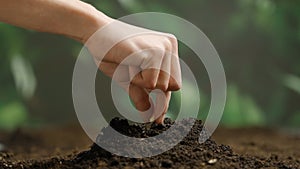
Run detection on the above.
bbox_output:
[156,115,165,124]
[149,115,155,122]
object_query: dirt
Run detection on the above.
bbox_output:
[0,118,299,169]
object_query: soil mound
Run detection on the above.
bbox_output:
[0,118,299,169]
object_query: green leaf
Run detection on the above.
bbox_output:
[283,74,300,94]
[0,101,28,130]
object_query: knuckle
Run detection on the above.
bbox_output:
[145,80,156,89]
[145,50,163,66]
[169,82,181,91]
[154,50,164,60]
[162,37,173,51]
[166,34,178,45]
[156,83,168,91]
[126,44,138,56]
[169,34,177,42]
[158,34,178,54]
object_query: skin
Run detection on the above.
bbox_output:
[0,0,181,124]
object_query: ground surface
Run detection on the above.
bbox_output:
[0,118,299,169]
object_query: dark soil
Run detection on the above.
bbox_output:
[0,118,299,169]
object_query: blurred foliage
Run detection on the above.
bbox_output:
[0,102,27,130]
[0,0,300,129]
[215,84,265,127]
[283,74,300,94]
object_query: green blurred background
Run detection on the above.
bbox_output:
[0,0,300,130]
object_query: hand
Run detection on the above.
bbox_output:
[86,21,182,124]
[0,0,181,123]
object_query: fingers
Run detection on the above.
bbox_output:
[168,55,181,91]
[155,91,171,124]
[130,52,180,92]
[128,84,154,122]
[100,63,154,122]
[103,34,179,91]
[98,61,130,85]
[155,51,171,91]
[131,35,180,92]
[168,36,181,91]
[97,33,181,124]
[130,48,163,90]
[129,50,172,91]
[128,84,150,111]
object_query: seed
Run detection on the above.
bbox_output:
[208,159,217,164]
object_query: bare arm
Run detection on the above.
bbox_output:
[0,0,112,43]
[0,0,181,123]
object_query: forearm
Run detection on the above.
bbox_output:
[0,0,113,43]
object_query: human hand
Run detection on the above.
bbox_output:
[86,20,181,124]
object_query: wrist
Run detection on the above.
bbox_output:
[80,5,114,44]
